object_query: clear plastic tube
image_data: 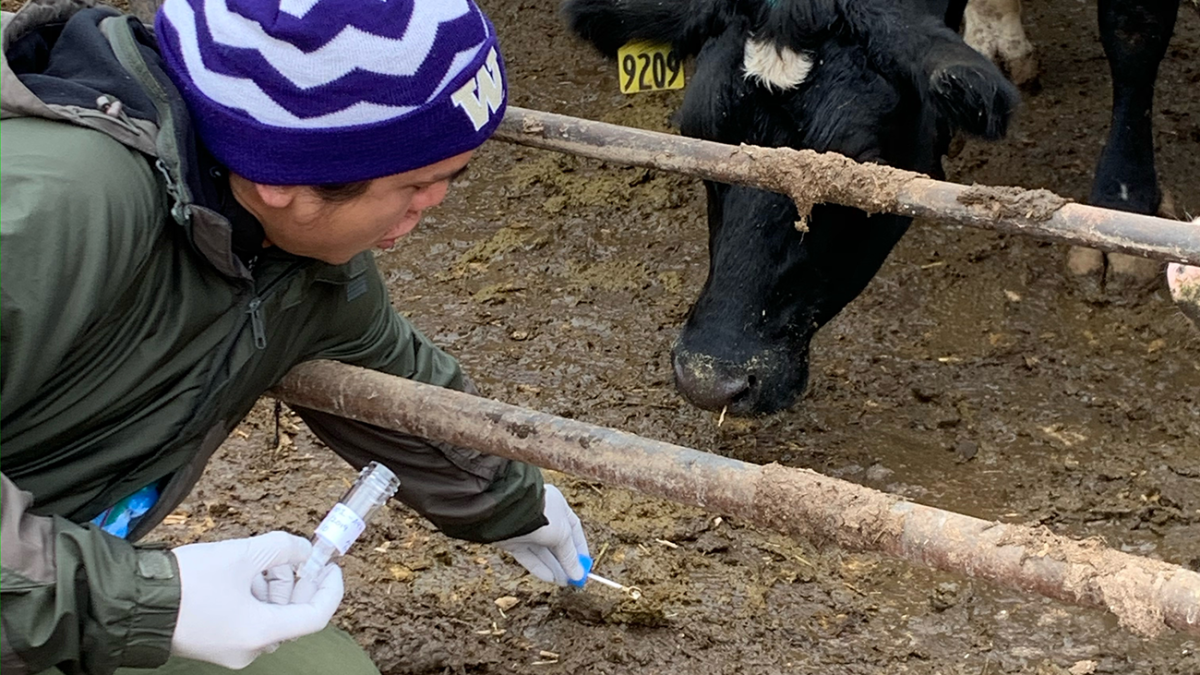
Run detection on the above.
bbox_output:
[295,462,399,590]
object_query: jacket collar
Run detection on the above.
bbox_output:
[101,10,258,280]
[1,1,158,156]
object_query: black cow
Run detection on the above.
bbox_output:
[564,0,1018,415]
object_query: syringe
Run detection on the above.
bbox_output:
[292,462,399,602]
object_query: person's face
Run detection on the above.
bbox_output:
[239,150,473,265]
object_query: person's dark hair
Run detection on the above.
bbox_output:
[312,180,371,203]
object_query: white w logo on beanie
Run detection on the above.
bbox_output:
[451,48,504,132]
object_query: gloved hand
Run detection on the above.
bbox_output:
[494,484,589,585]
[1166,218,1200,329]
[1168,262,1199,327]
[171,532,343,669]
[252,563,300,605]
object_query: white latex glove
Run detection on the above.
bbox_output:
[1166,219,1200,328]
[1167,262,1199,328]
[171,532,343,669]
[494,484,589,585]
[251,564,299,605]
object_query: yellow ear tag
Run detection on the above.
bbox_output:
[616,41,686,94]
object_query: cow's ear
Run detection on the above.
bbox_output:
[561,0,728,58]
[766,0,1018,141]
[924,39,1020,140]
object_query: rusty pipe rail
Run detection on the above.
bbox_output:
[273,361,1200,640]
[494,107,1200,266]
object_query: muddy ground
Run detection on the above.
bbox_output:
[110,0,1198,672]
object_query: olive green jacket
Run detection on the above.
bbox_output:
[0,3,545,673]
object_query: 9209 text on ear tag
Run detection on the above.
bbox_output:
[617,41,685,94]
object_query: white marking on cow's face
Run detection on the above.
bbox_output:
[1119,183,1129,201]
[743,39,813,92]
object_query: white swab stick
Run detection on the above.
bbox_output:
[587,572,643,600]
[587,572,626,590]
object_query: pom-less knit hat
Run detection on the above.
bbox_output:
[155,0,506,185]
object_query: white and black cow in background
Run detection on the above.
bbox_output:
[957,0,1038,87]
[564,0,1019,415]
[953,0,1193,296]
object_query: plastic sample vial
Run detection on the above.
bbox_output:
[297,462,400,586]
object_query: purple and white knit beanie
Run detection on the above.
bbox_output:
[155,0,507,184]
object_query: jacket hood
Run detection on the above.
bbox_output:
[2,0,253,280]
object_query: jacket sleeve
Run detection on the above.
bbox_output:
[293,261,547,543]
[1,119,180,674]
[1,474,180,675]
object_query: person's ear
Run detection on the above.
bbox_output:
[253,183,302,209]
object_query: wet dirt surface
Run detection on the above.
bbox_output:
[104,0,1197,672]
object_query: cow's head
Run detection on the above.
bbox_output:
[564,0,1017,415]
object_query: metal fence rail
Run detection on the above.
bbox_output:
[494,107,1200,266]
[275,361,1200,641]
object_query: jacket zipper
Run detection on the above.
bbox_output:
[247,298,267,349]
[245,260,305,350]
[154,260,304,445]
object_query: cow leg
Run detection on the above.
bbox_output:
[1090,0,1178,214]
[1072,0,1179,296]
[963,0,1038,85]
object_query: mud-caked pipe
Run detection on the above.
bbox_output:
[273,361,1200,640]
[493,107,1200,267]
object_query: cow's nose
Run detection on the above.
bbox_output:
[672,351,752,412]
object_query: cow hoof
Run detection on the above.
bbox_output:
[976,43,1038,88]
[1158,188,1180,220]
[1065,247,1163,300]
[1066,246,1105,298]
[1104,253,1163,295]
[1002,50,1039,88]
[1167,263,1200,328]
[963,3,1040,87]
[1068,195,1178,299]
